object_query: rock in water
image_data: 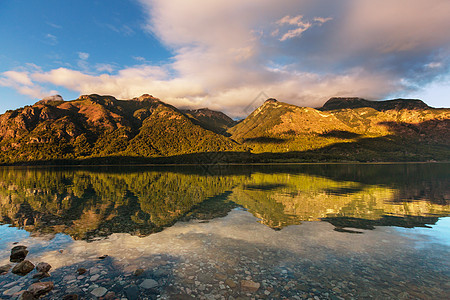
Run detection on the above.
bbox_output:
[28,281,54,297]
[76,267,86,275]
[62,294,79,300]
[0,264,12,274]
[36,262,51,273]
[241,280,260,292]
[19,291,35,300]
[124,285,139,300]
[3,286,22,296]
[134,268,144,276]
[91,287,107,297]
[12,260,35,276]
[10,245,29,262]
[32,272,51,279]
[140,279,158,289]
[225,279,237,288]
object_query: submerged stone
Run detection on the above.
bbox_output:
[3,285,22,296]
[134,268,144,276]
[19,291,36,300]
[0,264,12,274]
[91,287,107,297]
[36,262,52,273]
[140,278,158,289]
[32,271,51,279]
[241,280,260,292]
[12,260,35,276]
[124,284,139,300]
[28,281,54,297]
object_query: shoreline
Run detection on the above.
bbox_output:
[0,160,449,169]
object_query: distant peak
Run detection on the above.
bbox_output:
[135,94,160,102]
[35,94,64,105]
[321,97,430,111]
[78,94,117,101]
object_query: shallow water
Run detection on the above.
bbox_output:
[0,163,449,299]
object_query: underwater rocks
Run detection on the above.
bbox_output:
[12,260,35,276]
[28,281,54,298]
[240,279,260,292]
[0,264,12,274]
[36,262,51,273]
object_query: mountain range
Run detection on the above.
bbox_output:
[0,94,448,164]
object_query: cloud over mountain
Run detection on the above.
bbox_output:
[1,0,449,117]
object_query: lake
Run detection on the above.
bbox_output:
[0,163,449,299]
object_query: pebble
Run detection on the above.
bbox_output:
[90,274,100,281]
[3,285,22,296]
[91,287,108,297]
[0,264,12,274]
[77,268,87,275]
[225,279,237,288]
[19,291,36,300]
[124,285,139,300]
[240,280,260,293]
[28,281,54,297]
[140,278,158,289]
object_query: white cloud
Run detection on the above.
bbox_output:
[273,14,332,41]
[95,63,115,73]
[3,0,450,115]
[0,70,57,99]
[44,33,58,45]
[78,52,89,60]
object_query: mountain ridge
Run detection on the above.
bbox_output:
[0,94,448,164]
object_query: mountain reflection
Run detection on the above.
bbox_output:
[0,164,448,240]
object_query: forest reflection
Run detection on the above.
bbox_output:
[0,164,448,240]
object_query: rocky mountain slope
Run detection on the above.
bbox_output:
[0,94,240,163]
[228,97,450,161]
[181,108,237,135]
[0,94,448,164]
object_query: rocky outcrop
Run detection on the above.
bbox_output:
[320,97,430,111]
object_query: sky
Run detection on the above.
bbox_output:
[0,0,449,117]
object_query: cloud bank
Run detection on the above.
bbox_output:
[2,0,449,117]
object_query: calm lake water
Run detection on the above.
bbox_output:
[0,163,449,299]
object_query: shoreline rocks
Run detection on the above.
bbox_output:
[12,260,35,276]
[10,245,29,263]
[0,264,12,274]
[28,281,54,298]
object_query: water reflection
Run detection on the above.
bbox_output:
[0,164,448,240]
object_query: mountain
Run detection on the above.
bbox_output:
[181,108,237,135]
[228,98,450,161]
[320,97,430,111]
[0,94,241,163]
[0,94,448,164]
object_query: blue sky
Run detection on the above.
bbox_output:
[1,0,449,117]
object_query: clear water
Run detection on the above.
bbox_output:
[0,163,449,299]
